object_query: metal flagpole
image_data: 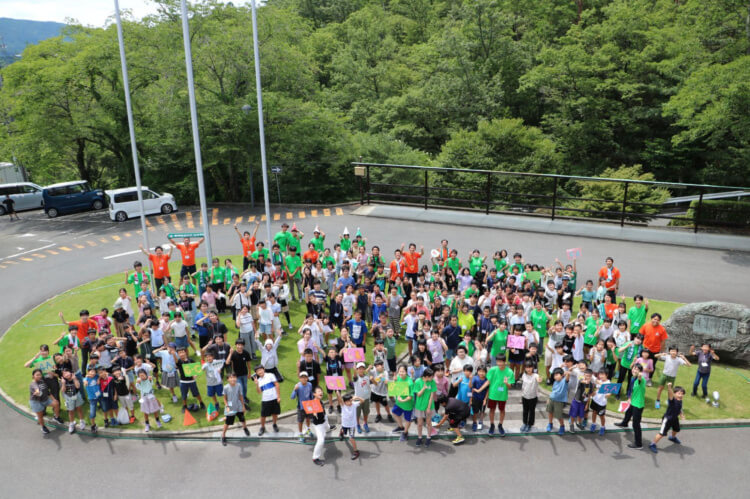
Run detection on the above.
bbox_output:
[113,0,152,289]
[179,0,213,263]
[250,0,273,245]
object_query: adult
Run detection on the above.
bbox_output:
[273,222,293,253]
[168,235,205,281]
[310,226,326,253]
[640,313,668,359]
[402,242,424,285]
[389,249,406,284]
[598,257,620,301]
[235,221,260,271]
[285,246,304,302]
[139,244,173,289]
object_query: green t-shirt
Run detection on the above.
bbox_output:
[160,283,177,300]
[584,316,602,346]
[627,305,648,336]
[445,257,461,276]
[568,271,578,289]
[469,256,483,276]
[127,271,152,295]
[630,376,646,408]
[490,328,508,358]
[413,377,436,411]
[210,266,226,284]
[458,339,475,358]
[180,282,197,295]
[395,376,414,410]
[58,336,78,354]
[194,270,210,289]
[310,235,325,252]
[620,341,641,369]
[285,255,302,278]
[250,248,270,260]
[273,231,292,252]
[340,237,351,252]
[32,355,56,375]
[486,366,515,401]
[529,309,549,338]
[457,311,475,334]
[493,258,507,273]
[384,336,397,359]
[288,235,302,254]
[320,255,336,269]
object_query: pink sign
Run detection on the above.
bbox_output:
[325,376,346,391]
[566,247,582,260]
[344,348,365,363]
[507,335,525,350]
[618,401,630,413]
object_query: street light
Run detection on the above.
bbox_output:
[241,104,255,208]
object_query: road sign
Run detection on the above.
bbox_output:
[271,166,282,174]
[167,232,204,239]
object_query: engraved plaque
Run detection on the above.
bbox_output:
[692,314,738,338]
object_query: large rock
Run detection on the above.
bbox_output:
[663,302,750,366]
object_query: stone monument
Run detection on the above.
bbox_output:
[663,301,750,365]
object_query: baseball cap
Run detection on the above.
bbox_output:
[168,342,177,349]
[299,371,309,377]
[356,362,366,368]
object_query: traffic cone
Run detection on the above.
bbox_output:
[183,409,197,426]
[206,403,218,422]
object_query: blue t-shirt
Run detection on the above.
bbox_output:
[337,276,355,294]
[346,319,368,346]
[581,289,596,303]
[471,375,487,401]
[457,375,472,403]
[442,325,462,350]
[290,382,313,410]
[194,312,208,337]
[372,303,387,324]
[85,375,101,400]
[550,378,569,402]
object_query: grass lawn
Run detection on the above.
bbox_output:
[0,257,402,431]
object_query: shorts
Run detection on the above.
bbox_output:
[449,414,469,428]
[413,409,430,420]
[29,398,52,414]
[471,398,485,415]
[371,393,388,406]
[180,381,200,400]
[250,305,259,321]
[261,399,281,418]
[659,416,680,436]
[546,399,565,420]
[161,371,179,389]
[207,384,224,398]
[341,426,356,437]
[589,401,607,416]
[100,395,117,413]
[658,373,676,387]
[387,358,397,373]
[297,409,310,423]
[487,399,506,411]
[391,405,412,422]
[225,412,246,426]
[356,399,370,419]
[569,399,586,419]
[181,264,197,277]
[544,348,553,366]
[174,335,189,349]
[259,323,272,335]
[118,393,134,411]
[63,392,84,411]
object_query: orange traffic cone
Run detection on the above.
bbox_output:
[183,409,197,427]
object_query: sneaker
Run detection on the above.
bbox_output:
[519,424,527,433]
[614,421,628,428]
[130,416,136,424]
[53,416,64,425]
[477,421,483,431]
[41,425,50,435]
[78,421,86,431]
[258,427,266,436]
[400,432,408,442]
[221,436,227,446]
[328,405,334,414]
[452,436,465,445]
[91,424,98,434]
[306,428,314,437]
[576,421,586,430]
[199,402,206,410]
[425,438,431,448]
[416,437,423,446]
[387,414,394,423]
[590,423,597,433]
[68,423,76,434]
[374,414,382,423]
[104,419,109,428]
[299,435,306,443]
[546,423,553,432]
[558,426,565,436]
[339,429,345,441]
[599,426,605,436]
[156,421,162,428]
[351,451,360,460]
[110,419,118,427]
[627,443,643,450]
[655,400,661,409]
[488,424,495,435]
[273,424,279,433]
[287,324,293,329]
[649,443,658,453]
[363,423,370,433]
[668,436,682,445]
[357,425,363,434]
[567,424,575,434]
[337,405,342,414]
[144,423,151,433]
[582,418,588,427]
[472,422,478,432]
[244,428,250,436]
[313,458,325,466]
[391,426,404,433]
[498,425,506,437]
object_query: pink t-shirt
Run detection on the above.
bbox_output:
[434,375,450,396]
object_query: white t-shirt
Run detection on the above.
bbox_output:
[259,306,274,326]
[171,320,188,338]
[449,356,474,383]
[258,373,278,402]
[403,314,418,339]
[521,372,539,399]
[662,356,686,377]
[341,401,360,428]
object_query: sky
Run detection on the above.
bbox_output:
[1,1,240,27]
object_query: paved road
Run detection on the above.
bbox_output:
[1,204,749,493]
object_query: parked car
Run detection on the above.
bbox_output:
[105,186,178,222]
[0,182,44,215]
[42,180,105,218]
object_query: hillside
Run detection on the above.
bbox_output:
[0,17,65,66]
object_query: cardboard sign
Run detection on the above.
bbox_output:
[181,362,202,377]
[566,248,582,260]
[618,400,630,413]
[302,398,324,415]
[525,271,542,283]
[206,402,219,422]
[388,381,410,398]
[343,347,365,363]
[507,335,525,350]
[325,376,346,391]
[598,383,621,395]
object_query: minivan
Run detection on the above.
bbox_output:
[42,180,105,218]
[105,186,178,222]
[0,182,44,215]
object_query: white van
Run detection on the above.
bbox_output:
[105,186,178,222]
[0,182,44,215]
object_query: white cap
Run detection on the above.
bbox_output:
[299,371,309,377]
[356,362,366,368]
[264,339,273,347]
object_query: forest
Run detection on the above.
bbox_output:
[0,0,748,204]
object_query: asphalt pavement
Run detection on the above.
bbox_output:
[1,203,749,494]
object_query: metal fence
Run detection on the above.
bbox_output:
[353,162,750,234]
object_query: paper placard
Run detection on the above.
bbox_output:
[387,381,410,398]
[181,362,202,377]
[598,383,621,395]
[507,335,525,350]
[525,271,542,283]
[344,347,365,363]
[325,376,346,391]
[302,398,324,415]
[566,248,582,259]
[618,401,630,413]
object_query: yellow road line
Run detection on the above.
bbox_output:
[0,265,5,269]
[4,260,18,264]
[235,216,243,224]
[87,241,97,247]
[336,207,344,215]
[157,216,167,227]
[145,219,153,227]
[74,244,85,249]
[21,257,33,262]
[187,219,194,229]
[223,218,230,225]
[46,250,59,255]
[248,216,256,222]
[59,246,72,251]
[260,214,266,221]
[171,214,182,230]
[99,238,109,243]
[112,235,121,241]
[311,209,318,217]
[286,212,293,220]
[211,208,219,226]
[32,253,46,258]
[298,211,306,219]
[124,233,131,237]
[273,213,280,221]
[323,209,331,216]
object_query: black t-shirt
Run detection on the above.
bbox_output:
[112,356,134,373]
[325,357,343,376]
[177,357,197,381]
[562,335,576,354]
[415,348,433,365]
[311,407,326,425]
[229,350,252,377]
[206,321,228,339]
[207,343,231,366]
[446,397,470,420]
[442,325,462,350]
[298,359,321,386]
[665,397,682,419]
[113,377,129,396]
[2,197,14,210]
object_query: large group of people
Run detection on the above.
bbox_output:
[24,220,721,464]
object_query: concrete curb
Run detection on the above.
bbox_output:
[352,204,750,252]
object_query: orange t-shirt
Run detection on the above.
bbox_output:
[149,253,171,279]
[640,323,668,353]
[303,249,318,264]
[176,243,198,266]
[598,266,620,290]
[403,251,422,274]
[69,318,99,341]
[240,237,256,258]
[389,259,405,281]
[604,303,618,319]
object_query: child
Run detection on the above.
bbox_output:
[412,368,436,447]
[97,366,118,428]
[689,342,720,399]
[508,325,526,382]
[29,368,64,435]
[615,364,646,449]
[520,361,542,433]
[310,386,332,466]
[254,365,280,435]
[337,392,364,459]
[408,355,425,381]
[176,348,206,412]
[484,355,514,436]
[570,368,594,431]
[369,360,393,423]
[391,365,415,441]
[135,369,163,432]
[589,370,611,435]
[384,328,398,375]
[546,367,571,435]
[654,346,691,409]
[434,394,471,445]
[201,351,226,411]
[649,383,686,453]
[83,367,100,433]
[291,371,314,441]
[635,349,654,386]
[324,347,343,413]
[112,369,135,424]
[352,362,372,433]
[60,369,85,434]
[616,334,643,400]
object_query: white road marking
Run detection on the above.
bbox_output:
[103,244,171,260]
[17,233,35,238]
[0,243,56,261]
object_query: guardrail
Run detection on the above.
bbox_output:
[353,163,750,234]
